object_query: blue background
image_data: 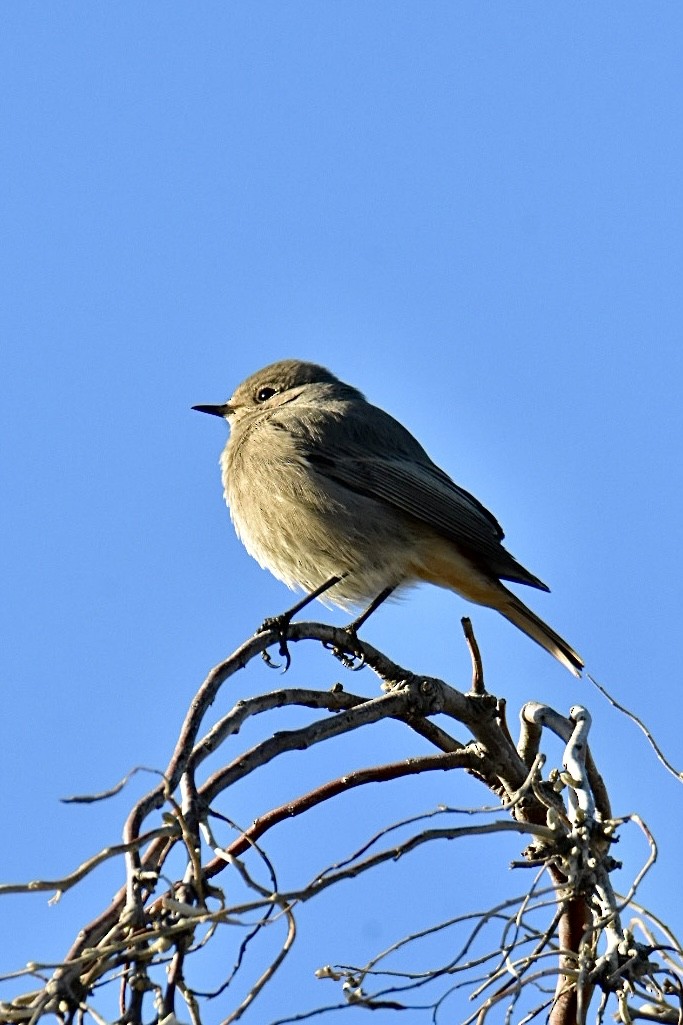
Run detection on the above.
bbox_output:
[2,4,682,1022]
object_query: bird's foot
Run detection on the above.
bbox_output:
[257,576,348,671]
[258,613,294,672]
[324,625,366,671]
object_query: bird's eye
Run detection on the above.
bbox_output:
[255,386,277,403]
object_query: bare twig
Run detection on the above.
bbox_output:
[0,620,679,1025]
[587,673,683,784]
[462,616,485,694]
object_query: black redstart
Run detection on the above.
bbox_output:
[193,359,583,675]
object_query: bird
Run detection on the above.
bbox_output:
[193,359,583,675]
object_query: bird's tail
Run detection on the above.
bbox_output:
[500,589,584,677]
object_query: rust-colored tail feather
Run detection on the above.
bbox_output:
[500,590,583,677]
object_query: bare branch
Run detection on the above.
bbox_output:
[587,673,683,784]
[462,616,485,694]
[0,620,679,1025]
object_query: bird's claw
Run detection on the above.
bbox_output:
[324,627,366,671]
[258,614,293,672]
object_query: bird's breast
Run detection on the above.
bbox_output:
[221,435,426,605]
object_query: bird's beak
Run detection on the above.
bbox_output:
[192,402,232,418]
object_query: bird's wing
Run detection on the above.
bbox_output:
[283,400,549,591]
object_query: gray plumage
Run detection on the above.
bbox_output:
[194,359,583,676]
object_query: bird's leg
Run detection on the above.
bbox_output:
[329,586,395,670]
[259,574,346,670]
[348,586,395,633]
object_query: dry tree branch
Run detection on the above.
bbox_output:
[0,619,680,1025]
[587,673,683,784]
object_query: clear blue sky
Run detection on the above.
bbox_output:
[2,4,682,1022]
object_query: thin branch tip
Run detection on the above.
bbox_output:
[461,617,485,695]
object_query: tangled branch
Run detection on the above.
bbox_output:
[0,620,679,1025]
